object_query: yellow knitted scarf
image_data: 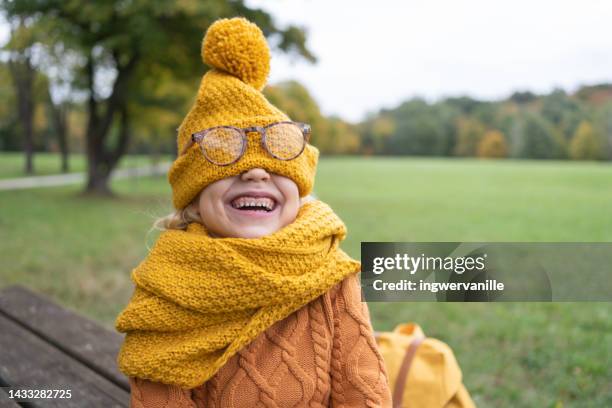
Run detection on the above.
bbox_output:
[115,199,360,388]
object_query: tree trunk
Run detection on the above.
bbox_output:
[85,149,113,195]
[83,51,137,196]
[9,55,35,175]
[55,104,69,173]
[47,88,70,173]
[59,116,69,173]
[84,107,130,195]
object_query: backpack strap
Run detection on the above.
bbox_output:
[393,335,425,408]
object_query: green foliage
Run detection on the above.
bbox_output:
[359,113,395,155]
[0,63,19,150]
[128,65,196,155]
[509,90,538,104]
[358,85,612,160]
[444,96,484,115]
[429,102,462,155]
[594,102,612,160]
[1,0,317,188]
[3,0,316,107]
[540,89,587,140]
[510,112,565,159]
[381,99,450,156]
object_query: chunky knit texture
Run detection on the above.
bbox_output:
[128,273,392,407]
[115,200,360,389]
[169,17,319,209]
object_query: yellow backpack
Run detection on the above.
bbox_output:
[374,323,476,408]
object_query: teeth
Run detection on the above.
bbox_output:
[231,196,275,210]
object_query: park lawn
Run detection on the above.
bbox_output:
[0,152,172,179]
[0,157,611,407]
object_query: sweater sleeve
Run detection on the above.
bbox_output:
[329,272,393,408]
[128,377,198,408]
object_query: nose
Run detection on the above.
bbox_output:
[240,167,271,183]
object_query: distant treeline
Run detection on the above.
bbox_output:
[2,74,611,162]
[267,81,612,160]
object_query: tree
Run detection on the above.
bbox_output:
[359,112,395,155]
[3,0,315,195]
[431,102,461,156]
[540,88,587,141]
[324,116,360,154]
[453,117,486,157]
[477,130,508,158]
[569,121,603,160]
[383,99,447,156]
[509,90,537,104]
[0,62,19,150]
[595,102,612,160]
[444,96,484,115]
[40,41,86,173]
[46,86,70,172]
[264,80,327,150]
[128,64,195,159]
[510,113,564,159]
[264,81,362,154]
[4,16,38,173]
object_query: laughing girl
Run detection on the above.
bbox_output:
[115,17,391,407]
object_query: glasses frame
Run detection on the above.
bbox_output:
[180,121,312,166]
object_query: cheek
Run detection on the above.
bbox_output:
[198,196,215,218]
[197,190,225,225]
[282,201,300,226]
[198,180,232,217]
[279,183,300,222]
[276,178,300,203]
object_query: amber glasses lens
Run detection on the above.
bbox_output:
[199,127,245,165]
[264,123,306,160]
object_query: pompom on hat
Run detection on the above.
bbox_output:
[168,17,319,209]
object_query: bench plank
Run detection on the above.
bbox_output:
[0,285,128,390]
[0,389,21,407]
[0,313,129,407]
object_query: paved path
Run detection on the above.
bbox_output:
[0,162,171,191]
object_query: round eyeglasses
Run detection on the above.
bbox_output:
[179,121,311,166]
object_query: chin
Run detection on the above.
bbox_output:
[234,224,279,239]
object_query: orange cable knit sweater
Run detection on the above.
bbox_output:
[128,272,392,407]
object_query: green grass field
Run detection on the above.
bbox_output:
[1,156,611,406]
[0,152,171,179]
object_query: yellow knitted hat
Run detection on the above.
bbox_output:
[168,17,319,209]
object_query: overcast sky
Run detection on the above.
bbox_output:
[247,0,612,121]
[2,1,612,122]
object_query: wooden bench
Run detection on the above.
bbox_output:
[0,285,130,407]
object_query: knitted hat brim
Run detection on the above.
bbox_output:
[169,138,319,209]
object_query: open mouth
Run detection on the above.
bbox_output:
[230,196,277,213]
